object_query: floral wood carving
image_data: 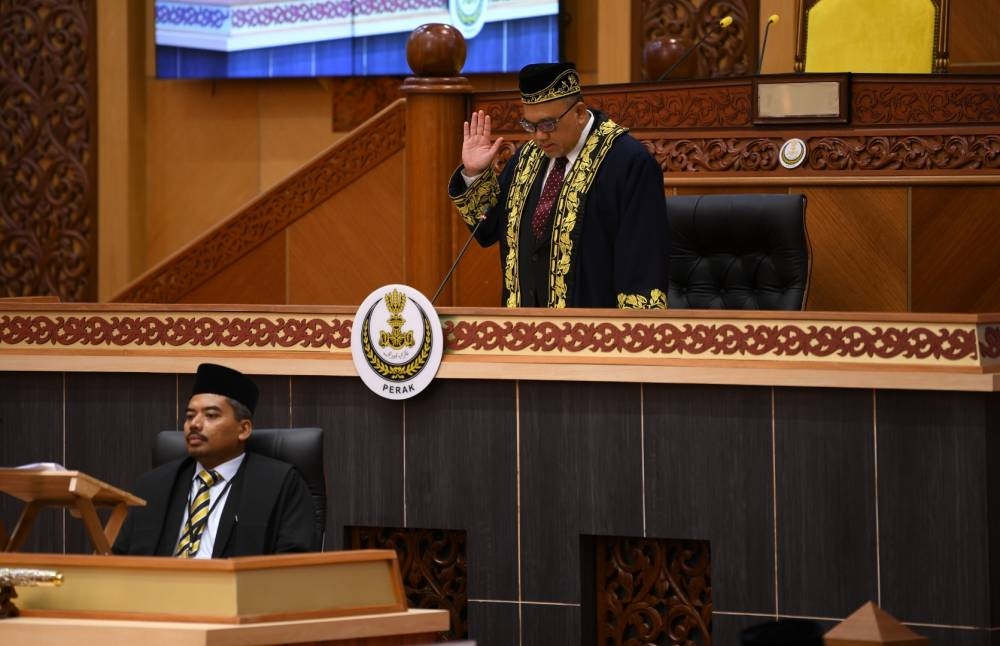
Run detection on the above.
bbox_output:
[0,314,352,349]
[596,536,712,645]
[445,320,979,362]
[330,76,404,131]
[1,313,980,365]
[114,101,406,303]
[349,526,467,641]
[647,134,1000,173]
[853,82,1000,125]
[0,0,96,301]
[640,0,756,79]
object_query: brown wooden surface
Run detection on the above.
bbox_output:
[0,470,145,554]
[113,74,1000,313]
[802,187,908,312]
[401,81,472,305]
[949,0,1000,73]
[911,186,1000,312]
[0,612,447,646]
[287,154,405,305]
[182,232,287,305]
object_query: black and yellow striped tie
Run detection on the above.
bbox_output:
[175,469,222,558]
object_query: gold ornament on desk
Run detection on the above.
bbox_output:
[0,568,63,618]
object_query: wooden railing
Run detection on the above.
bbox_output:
[114,73,1000,313]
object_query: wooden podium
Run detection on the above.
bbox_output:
[0,469,145,554]
[0,551,449,645]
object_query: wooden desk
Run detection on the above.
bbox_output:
[0,610,449,646]
[0,470,144,554]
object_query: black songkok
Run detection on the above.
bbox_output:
[191,363,259,414]
[518,62,582,105]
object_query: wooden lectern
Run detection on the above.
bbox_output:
[0,469,145,554]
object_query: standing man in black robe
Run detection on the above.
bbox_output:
[449,62,669,309]
[112,363,316,557]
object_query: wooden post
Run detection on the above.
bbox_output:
[400,24,473,305]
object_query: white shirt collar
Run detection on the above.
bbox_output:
[196,452,245,483]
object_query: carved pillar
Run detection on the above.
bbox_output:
[400,25,472,305]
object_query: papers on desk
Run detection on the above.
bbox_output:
[13,462,67,471]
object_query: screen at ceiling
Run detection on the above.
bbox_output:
[155,0,561,79]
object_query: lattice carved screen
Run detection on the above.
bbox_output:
[639,0,759,79]
[0,0,97,301]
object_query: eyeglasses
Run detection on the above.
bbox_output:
[519,100,581,134]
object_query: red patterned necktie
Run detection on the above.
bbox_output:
[530,156,568,240]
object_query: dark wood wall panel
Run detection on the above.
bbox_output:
[876,390,992,627]
[644,384,774,614]
[0,372,64,553]
[911,186,1000,313]
[404,379,518,601]
[774,387,878,617]
[4,369,998,645]
[290,375,404,550]
[64,372,177,553]
[0,0,97,301]
[519,381,644,603]
[801,187,908,312]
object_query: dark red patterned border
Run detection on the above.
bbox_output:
[981,326,1000,360]
[0,314,984,364]
[0,315,352,349]
[444,320,978,362]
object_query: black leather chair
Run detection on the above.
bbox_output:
[152,427,327,549]
[665,193,810,310]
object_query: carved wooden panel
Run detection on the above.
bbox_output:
[639,0,758,79]
[330,76,404,132]
[595,536,712,645]
[349,526,467,642]
[0,0,97,301]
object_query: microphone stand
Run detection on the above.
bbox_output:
[757,16,778,74]
[656,18,731,81]
[431,215,486,305]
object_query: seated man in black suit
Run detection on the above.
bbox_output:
[113,363,316,557]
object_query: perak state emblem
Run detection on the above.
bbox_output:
[351,284,444,400]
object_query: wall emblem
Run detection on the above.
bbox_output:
[449,0,488,39]
[351,284,444,399]
[779,137,807,169]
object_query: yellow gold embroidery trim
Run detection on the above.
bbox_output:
[548,118,627,307]
[521,69,582,105]
[618,289,668,310]
[452,165,500,227]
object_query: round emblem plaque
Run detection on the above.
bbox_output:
[351,284,444,400]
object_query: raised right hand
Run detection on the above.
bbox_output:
[462,110,504,177]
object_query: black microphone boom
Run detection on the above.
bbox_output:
[757,14,779,75]
[656,16,733,81]
[431,215,486,305]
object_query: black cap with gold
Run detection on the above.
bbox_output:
[519,62,582,105]
[191,363,259,414]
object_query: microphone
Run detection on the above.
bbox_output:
[656,16,734,81]
[431,214,486,305]
[757,14,779,74]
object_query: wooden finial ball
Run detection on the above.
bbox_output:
[643,36,697,80]
[406,23,467,77]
